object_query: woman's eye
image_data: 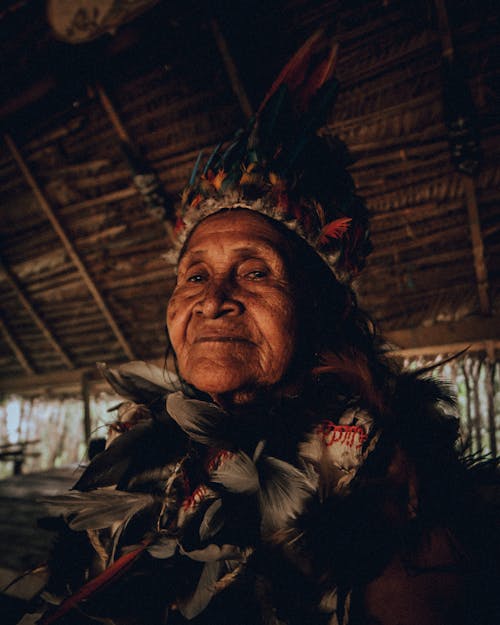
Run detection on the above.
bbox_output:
[187,273,205,283]
[245,270,267,280]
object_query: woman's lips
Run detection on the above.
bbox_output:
[194,336,254,344]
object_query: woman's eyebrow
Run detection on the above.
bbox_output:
[233,246,264,255]
[184,243,280,257]
[180,241,285,267]
[189,250,206,257]
[179,250,207,264]
[232,243,284,258]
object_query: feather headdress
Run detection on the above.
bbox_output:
[171,31,372,284]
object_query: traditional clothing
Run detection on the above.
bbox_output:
[34,360,499,625]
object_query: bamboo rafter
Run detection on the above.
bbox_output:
[94,83,176,245]
[385,315,500,352]
[210,18,253,120]
[433,0,491,315]
[463,176,491,315]
[82,372,91,443]
[0,257,73,368]
[4,133,136,361]
[0,314,35,374]
[389,340,500,358]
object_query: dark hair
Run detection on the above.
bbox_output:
[265,216,394,408]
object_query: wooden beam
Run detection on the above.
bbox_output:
[485,359,497,457]
[0,367,110,397]
[82,372,91,443]
[0,258,74,369]
[370,223,468,258]
[94,83,176,245]
[210,18,253,120]
[433,0,489,314]
[0,76,55,121]
[0,367,100,395]
[463,176,490,315]
[0,358,165,396]
[434,0,454,60]
[95,83,131,144]
[385,315,500,354]
[331,93,438,133]
[0,315,35,375]
[4,133,136,361]
[389,340,500,358]
[62,187,136,213]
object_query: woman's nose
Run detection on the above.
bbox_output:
[194,278,243,318]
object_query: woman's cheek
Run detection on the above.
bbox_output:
[167,289,187,320]
[166,296,184,345]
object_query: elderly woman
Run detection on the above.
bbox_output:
[37,34,497,625]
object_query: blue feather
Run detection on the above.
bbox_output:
[189,150,204,186]
[202,142,222,175]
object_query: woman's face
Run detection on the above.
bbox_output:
[167,210,298,404]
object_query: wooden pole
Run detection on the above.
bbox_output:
[95,83,131,143]
[94,83,176,245]
[4,133,136,361]
[434,0,490,315]
[64,187,136,213]
[0,315,35,375]
[82,372,91,445]
[0,359,164,395]
[210,18,253,120]
[385,316,500,355]
[471,358,483,453]
[434,0,454,60]
[461,361,475,452]
[463,176,491,315]
[486,359,497,457]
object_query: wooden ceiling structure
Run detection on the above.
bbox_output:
[0,0,499,396]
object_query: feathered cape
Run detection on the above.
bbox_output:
[33,361,498,625]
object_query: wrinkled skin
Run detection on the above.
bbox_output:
[167,210,298,405]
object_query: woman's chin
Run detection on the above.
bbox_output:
[182,363,256,402]
[177,350,292,404]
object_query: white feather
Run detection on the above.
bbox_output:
[259,457,317,533]
[40,489,156,531]
[98,361,180,403]
[167,392,228,445]
[211,451,260,494]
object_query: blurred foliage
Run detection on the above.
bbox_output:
[404,354,499,456]
[0,392,118,479]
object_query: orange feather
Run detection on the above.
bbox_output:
[318,217,352,245]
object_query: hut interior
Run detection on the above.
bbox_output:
[0,0,499,616]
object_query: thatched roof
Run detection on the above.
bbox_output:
[0,0,499,395]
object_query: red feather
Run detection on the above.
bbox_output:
[297,40,339,111]
[38,539,152,625]
[318,217,352,245]
[312,350,385,414]
[257,30,338,116]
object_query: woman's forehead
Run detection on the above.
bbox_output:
[182,210,291,258]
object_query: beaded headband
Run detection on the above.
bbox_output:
[170,31,372,285]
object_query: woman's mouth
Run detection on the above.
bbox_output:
[194,336,254,344]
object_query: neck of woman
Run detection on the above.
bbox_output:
[209,376,306,412]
